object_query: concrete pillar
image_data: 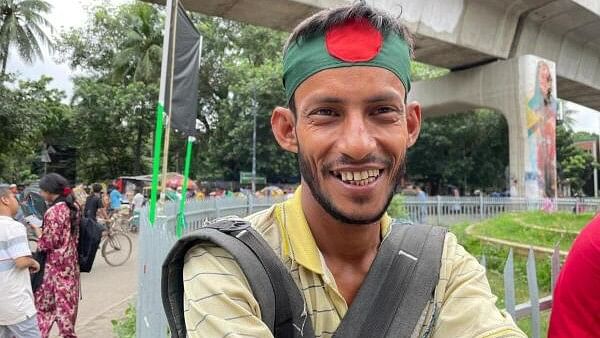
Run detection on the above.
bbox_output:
[409,55,558,199]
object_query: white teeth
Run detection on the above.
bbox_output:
[336,169,381,183]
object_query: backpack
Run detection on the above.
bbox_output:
[78,216,103,273]
[162,218,447,338]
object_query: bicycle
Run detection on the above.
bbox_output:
[99,217,133,267]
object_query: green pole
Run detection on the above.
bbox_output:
[177,136,194,237]
[149,102,165,225]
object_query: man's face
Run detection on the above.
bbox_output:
[287,67,421,224]
[1,191,20,217]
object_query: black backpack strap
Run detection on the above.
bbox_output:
[334,222,447,338]
[161,219,314,338]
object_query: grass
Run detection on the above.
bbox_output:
[451,220,567,337]
[112,303,136,338]
[453,211,595,336]
[468,211,595,251]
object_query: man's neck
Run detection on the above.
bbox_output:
[300,184,381,262]
[0,209,14,218]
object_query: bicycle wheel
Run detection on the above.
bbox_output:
[101,232,132,267]
[116,217,130,233]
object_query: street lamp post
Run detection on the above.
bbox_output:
[251,86,258,194]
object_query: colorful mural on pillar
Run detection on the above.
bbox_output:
[525,60,558,198]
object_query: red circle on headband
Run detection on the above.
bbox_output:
[325,19,383,62]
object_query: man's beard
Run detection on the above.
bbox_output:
[297,148,405,225]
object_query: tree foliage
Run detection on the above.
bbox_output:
[0,0,53,74]
[0,74,70,182]
[70,78,157,179]
[556,121,598,195]
[407,110,509,195]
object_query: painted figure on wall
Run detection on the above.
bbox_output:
[526,60,558,198]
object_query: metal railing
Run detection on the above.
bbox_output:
[136,195,598,337]
[401,195,600,226]
[486,246,561,338]
[136,196,284,338]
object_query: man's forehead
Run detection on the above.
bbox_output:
[295,67,406,104]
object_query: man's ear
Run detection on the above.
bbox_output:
[406,101,422,147]
[271,106,298,153]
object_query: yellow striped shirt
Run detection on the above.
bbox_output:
[183,190,525,337]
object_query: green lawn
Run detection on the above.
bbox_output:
[468,212,594,252]
[449,216,590,337]
[454,211,596,336]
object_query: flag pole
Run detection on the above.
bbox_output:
[149,0,178,224]
[177,136,194,237]
[159,0,180,205]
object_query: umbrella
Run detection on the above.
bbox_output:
[165,174,198,190]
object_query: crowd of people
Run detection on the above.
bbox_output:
[0,173,148,338]
[1,174,81,337]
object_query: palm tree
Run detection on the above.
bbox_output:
[112,3,163,84]
[0,0,53,75]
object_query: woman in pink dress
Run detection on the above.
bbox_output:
[31,173,80,338]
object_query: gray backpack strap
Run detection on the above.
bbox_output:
[334,222,447,338]
[161,219,314,338]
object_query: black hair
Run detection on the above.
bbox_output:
[39,173,80,235]
[92,183,102,193]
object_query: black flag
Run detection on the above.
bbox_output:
[163,3,201,137]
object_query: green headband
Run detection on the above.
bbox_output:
[283,19,412,104]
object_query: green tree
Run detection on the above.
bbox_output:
[407,110,509,195]
[70,78,157,180]
[181,17,297,182]
[56,3,126,77]
[0,74,71,182]
[112,2,163,84]
[58,2,162,181]
[0,0,53,75]
[556,120,598,195]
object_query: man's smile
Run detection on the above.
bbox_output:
[330,168,384,187]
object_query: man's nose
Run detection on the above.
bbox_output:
[337,114,376,160]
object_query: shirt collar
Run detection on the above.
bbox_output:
[273,185,391,275]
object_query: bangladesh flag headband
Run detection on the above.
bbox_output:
[283,18,412,103]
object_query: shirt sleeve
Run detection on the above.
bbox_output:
[548,217,600,337]
[183,244,273,338]
[6,223,31,259]
[431,233,526,338]
[38,207,64,252]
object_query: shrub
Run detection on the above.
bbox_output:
[111,303,136,338]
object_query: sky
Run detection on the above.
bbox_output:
[6,0,600,134]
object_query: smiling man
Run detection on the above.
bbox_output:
[180,2,525,337]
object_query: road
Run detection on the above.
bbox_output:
[49,233,138,338]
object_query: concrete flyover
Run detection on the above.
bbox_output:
[148,0,600,111]
[146,0,600,198]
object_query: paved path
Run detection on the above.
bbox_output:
[50,233,138,338]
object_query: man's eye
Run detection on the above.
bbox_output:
[311,108,337,116]
[374,106,395,114]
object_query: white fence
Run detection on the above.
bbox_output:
[136,196,285,338]
[401,196,600,226]
[135,195,600,337]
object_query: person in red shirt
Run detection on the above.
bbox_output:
[549,214,600,337]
